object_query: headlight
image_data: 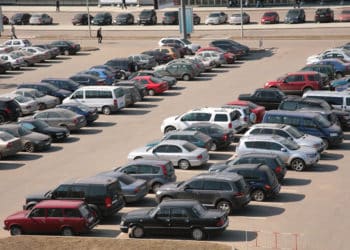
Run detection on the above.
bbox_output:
[330,133,338,137]
[156,190,161,195]
[120,220,125,226]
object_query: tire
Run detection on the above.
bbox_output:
[210,142,218,151]
[182,74,191,81]
[336,72,343,79]
[102,106,112,115]
[164,126,176,134]
[290,158,306,172]
[0,114,6,124]
[23,142,35,153]
[152,182,162,193]
[38,103,46,110]
[10,226,22,236]
[251,189,265,202]
[64,50,70,56]
[131,225,144,238]
[148,89,155,96]
[303,87,312,93]
[178,159,191,170]
[322,139,329,150]
[216,200,232,215]
[120,72,127,80]
[191,228,205,241]
[61,227,74,236]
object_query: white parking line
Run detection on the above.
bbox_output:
[280,188,298,193]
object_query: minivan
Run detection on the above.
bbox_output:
[63,86,126,115]
[303,90,350,112]
[263,110,343,148]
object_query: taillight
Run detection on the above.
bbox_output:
[6,142,12,148]
[4,108,11,114]
[113,99,118,107]
[134,188,139,193]
[161,165,167,176]
[197,154,203,160]
[228,123,232,129]
[234,192,244,198]
[73,118,78,125]
[264,185,271,190]
[275,166,282,174]
[244,116,248,122]
[216,218,224,227]
[105,196,112,208]
[222,134,228,141]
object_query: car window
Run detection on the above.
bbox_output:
[254,141,267,149]
[186,180,202,189]
[154,145,168,153]
[70,185,89,198]
[302,119,317,128]
[123,165,138,174]
[21,122,35,131]
[260,128,274,135]
[203,180,227,190]
[54,185,70,197]
[64,208,82,218]
[156,208,170,218]
[275,130,289,138]
[48,112,59,118]
[269,142,283,151]
[30,208,46,217]
[214,114,228,122]
[171,208,188,218]
[280,101,297,110]
[166,145,182,153]
[47,208,63,217]
[181,113,196,121]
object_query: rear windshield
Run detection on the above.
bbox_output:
[286,126,304,138]
[0,133,14,141]
[183,142,197,152]
[118,174,136,185]
[79,205,90,218]
[196,132,210,142]
[264,12,277,17]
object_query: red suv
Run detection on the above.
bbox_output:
[264,71,325,95]
[4,200,99,236]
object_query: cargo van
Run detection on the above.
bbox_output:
[262,110,343,149]
[63,86,125,115]
[303,90,350,111]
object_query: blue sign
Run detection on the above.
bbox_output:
[179,7,193,34]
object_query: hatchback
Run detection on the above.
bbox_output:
[137,9,157,25]
[315,8,334,23]
[132,75,168,96]
[162,11,179,25]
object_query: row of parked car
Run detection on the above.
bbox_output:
[2,13,53,25]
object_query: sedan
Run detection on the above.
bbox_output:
[0,131,23,159]
[0,53,25,70]
[114,13,134,25]
[261,11,279,24]
[34,44,61,59]
[1,94,38,116]
[57,103,99,124]
[196,51,226,67]
[205,12,227,25]
[20,46,51,62]
[10,50,41,66]
[120,199,228,240]
[14,88,59,110]
[129,71,177,89]
[29,13,53,25]
[132,76,168,96]
[33,108,87,132]
[41,78,80,92]
[127,140,209,170]
[228,12,250,25]
[51,40,81,56]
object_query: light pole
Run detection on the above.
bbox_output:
[181,0,187,40]
[87,0,92,38]
[240,0,243,39]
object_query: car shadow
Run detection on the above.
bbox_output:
[119,109,151,116]
[99,214,122,225]
[282,178,312,186]
[234,204,285,217]
[143,97,163,102]
[129,103,158,109]
[160,92,181,97]
[2,71,23,75]
[0,75,13,79]
[210,68,229,73]
[126,197,158,208]
[41,145,63,153]
[209,152,234,161]
[75,128,102,135]
[17,67,36,71]
[271,193,305,203]
[211,229,257,242]
[44,60,63,64]
[0,83,18,89]
[0,162,25,170]
[220,64,239,69]
[244,48,275,61]
[75,52,91,56]
[33,63,52,68]
[320,152,344,160]
[191,77,212,82]
[337,142,350,150]
[89,121,116,127]
[6,153,42,161]
[89,228,121,238]
[171,86,186,90]
[52,56,71,60]
[307,163,338,172]
[56,136,80,143]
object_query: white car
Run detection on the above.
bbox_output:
[20,47,51,62]
[307,48,350,64]
[186,55,215,72]
[228,12,250,25]
[158,38,201,54]
[29,13,53,25]
[196,51,226,67]
[205,12,228,25]
[3,39,31,48]
[0,53,25,69]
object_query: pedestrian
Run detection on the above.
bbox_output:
[10,24,17,39]
[97,27,102,44]
[56,0,60,12]
[294,0,300,8]
[121,0,127,9]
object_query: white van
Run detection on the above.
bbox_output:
[63,86,126,115]
[303,90,350,111]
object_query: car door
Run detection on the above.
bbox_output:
[281,75,305,93]
[170,208,191,234]
[45,208,64,233]
[178,179,202,200]
[151,207,171,234]
[26,208,48,233]
[267,141,289,162]
[163,145,182,164]
[47,111,61,127]
[197,180,221,206]
[166,64,179,77]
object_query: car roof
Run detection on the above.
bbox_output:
[237,153,278,159]
[195,172,242,181]
[243,134,287,142]
[64,175,118,185]
[15,88,39,93]
[190,107,232,113]
[166,130,198,136]
[160,199,200,207]
[251,123,288,129]
[35,200,84,209]
[157,139,189,146]
[126,159,170,165]
[266,109,320,118]
[226,163,264,171]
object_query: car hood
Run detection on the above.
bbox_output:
[158,182,179,192]
[124,208,151,220]
[208,163,228,173]
[5,210,29,220]
[26,190,50,201]
[298,145,318,154]
[22,131,51,141]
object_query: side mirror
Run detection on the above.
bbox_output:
[281,148,287,152]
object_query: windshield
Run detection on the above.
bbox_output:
[18,127,31,136]
[281,138,300,150]
[316,114,332,128]
[286,126,304,138]
[0,132,14,141]
[15,95,31,103]
[209,13,220,17]
[150,77,163,83]
[183,142,197,152]
[33,119,49,129]
[192,203,207,217]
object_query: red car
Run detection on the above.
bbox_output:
[196,46,236,64]
[132,75,168,96]
[3,200,99,236]
[261,12,279,24]
[226,100,266,123]
[264,71,324,95]
[339,9,350,22]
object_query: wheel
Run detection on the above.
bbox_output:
[152,182,162,193]
[0,114,6,124]
[61,227,74,236]
[131,225,144,238]
[210,142,218,151]
[178,159,191,170]
[23,142,35,153]
[10,226,22,236]
[303,87,312,93]
[216,200,232,215]
[182,74,191,81]
[322,139,329,150]
[102,106,112,115]
[64,50,70,56]
[336,72,343,79]
[191,228,205,241]
[120,72,127,80]
[251,189,265,202]
[164,126,176,134]
[148,89,155,96]
[290,158,306,172]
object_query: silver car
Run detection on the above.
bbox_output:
[0,131,23,159]
[14,88,59,110]
[205,12,228,25]
[243,123,326,153]
[20,47,51,62]
[237,135,320,171]
[32,108,87,131]
[0,53,25,69]
[127,140,209,170]
[196,51,226,67]
[1,94,38,116]
[29,13,53,25]
[228,12,250,25]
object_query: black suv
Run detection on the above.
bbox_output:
[105,58,138,79]
[300,64,335,81]
[51,40,81,55]
[0,97,21,124]
[285,9,306,24]
[162,11,179,25]
[24,175,125,218]
[314,8,334,23]
[155,172,251,214]
[10,13,31,25]
[138,9,157,25]
[91,12,112,25]
[222,164,281,202]
[72,13,93,25]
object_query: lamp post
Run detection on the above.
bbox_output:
[87,0,92,38]
[181,0,187,40]
[240,0,243,39]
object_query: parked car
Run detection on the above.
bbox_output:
[237,135,319,171]
[3,200,99,236]
[114,159,176,192]
[72,13,93,25]
[11,50,41,66]
[315,8,334,23]
[155,46,181,60]
[57,103,99,124]
[162,11,179,25]
[137,9,157,25]
[226,100,265,123]
[19,119,70,142]
[0,131,23,159]
[196,51,226,67]
[129,70,177,89]
[70,74,105,86]
[1,94,38,116]
[142,50,173,64]
[128,54,157,70]
[307,49,350,64]
[261,11,279,24]
[0,97,21,124]
[41,78,80,92]
[228,12,250,25]
[17,82,71,102]
[29,13,53,25]
[300,64,335,81]
[114,13,134,25]
[196,47,236,64]
[314,58,350,78]
[120,199,228,240]
[330,76,350,90]
[158,38,201,54]
[238,88,286,110]
[81,68,115,85]
[221,104,252,131]
[132,75,168,96]
[284,8,305,23]
[154,62,195,81]
[155,172,250,214]
[114,80,147,99]
[20,46,51,62]
[10,13,31,25]
[105,58,138,79]
[23,175,125,218]
[0,58,11,74]
[91,64,121,79]
[303,90,350,112]
[0,53,26,70]
[209,39,250,56]
[205,12,228,25]
[0,124,51,152]
[34,44,61,59]
[3,39,31,48]
[339,9,350,22]
[91,12,112,25]
[128,140,209,170]
[14,88,59,110]
[51,40,81,56]
[2,15,9,25]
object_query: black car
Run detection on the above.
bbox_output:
[239,88,287,110]
[72,13,93,25]
[209,39,250,55]
[300,64,335,81]
[41,78,80,92]
[19,119,70,142]
[138,9,157,25]
[91,12,112,25]
[142,50,173,64]
[209,153,287,182]
[285,9,305,24]
[57,103,99,124]
[105,58,138,79]
[155,172,251,214]
[120,199,228,240]
[315,8,334,23]
[114,13,134,25]
[113,80,147,99]
[70,74,105,86]
[0,97,21,124]
[222,164,281,202]
[23,175,125,218]
[17,82,71,102]
[184,123,235,151]
[162,11,179,25]
[10,13,31,25]
[51,40,81,56]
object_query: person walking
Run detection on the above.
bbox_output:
[121,0,127,9]
[56,0,60,12]
[97,27,102,44]
[10,24,17,39]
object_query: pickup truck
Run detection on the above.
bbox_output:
[238,88,287,110]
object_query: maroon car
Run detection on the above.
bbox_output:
[261,12,279,24]
[3,200,99,236]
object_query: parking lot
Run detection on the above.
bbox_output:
[0,32,349,249]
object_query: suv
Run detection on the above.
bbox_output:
[237,135,319,171]
[114,159,176,192]
[24,175,125,218]
[158,38,201,54]
[105,58,138,79]
[284,9,305,24]
[222,164,281,202]
[155,172,251,214]
[91,12,112,25]
[160,107,242,134]
[138,9,157,25]
[315,8,334,23]
[0,97,21,124]
[10,13,31,25]
[300,64,335,81]
[154,63,196,81]
[162,11,179,25]
[3,39,31,48]
[264,71,325,95]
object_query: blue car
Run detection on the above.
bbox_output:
[90,65,120,78]
[81,68,115,85]
[57,103,99,124]
[330,76,350,90]
[316,59,350,79]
